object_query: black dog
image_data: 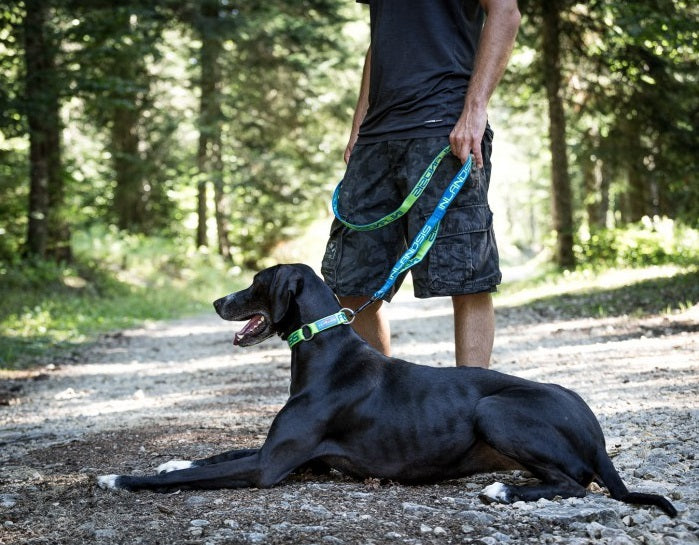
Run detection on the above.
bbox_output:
[98,264,677,517]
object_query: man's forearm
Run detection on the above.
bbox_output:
[466,0,521,111]
[345,47,372,163]
[352,47,371,135]
[450,0,520,165]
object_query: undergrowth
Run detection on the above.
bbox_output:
[496,265,698,319]
[0,227,245,370]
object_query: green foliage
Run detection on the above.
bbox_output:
[0,0,357,264]
[575,217,699,269]
[500,0,699,254]
[0,226,244,369]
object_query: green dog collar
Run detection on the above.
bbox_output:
[287,308,355,348]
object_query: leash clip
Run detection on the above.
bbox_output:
[339,307,356,324]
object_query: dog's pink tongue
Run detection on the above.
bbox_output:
[234,316,262,345]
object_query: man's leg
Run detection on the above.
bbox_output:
[452,292,494,368]
[338,296,391,356]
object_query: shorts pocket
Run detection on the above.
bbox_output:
[425,204,494,291]
[432,204,493,238]
[321,221,345,287]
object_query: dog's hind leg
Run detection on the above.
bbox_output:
[479,471,586,504]
[472,389,600,504]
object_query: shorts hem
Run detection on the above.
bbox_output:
[321,276,401,303]
[412,277,501,299]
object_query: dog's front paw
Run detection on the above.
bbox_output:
[479,482,511,504]
[97,474,123,490]
[156,460,194,474]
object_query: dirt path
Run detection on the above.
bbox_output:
[1,290,697,544]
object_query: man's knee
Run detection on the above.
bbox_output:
[452,292,493,313]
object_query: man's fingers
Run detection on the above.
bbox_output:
[454,138,484,168]
[471,145,484,169]
[449,135,480,166]
[449,134,467,164]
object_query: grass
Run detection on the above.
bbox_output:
[0,232,247,370]
[496,264,699,319]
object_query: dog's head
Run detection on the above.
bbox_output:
[213,264,315,346]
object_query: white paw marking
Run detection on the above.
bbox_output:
[157,460,194,474]
[97,475,120,490]
[481,481,510,503]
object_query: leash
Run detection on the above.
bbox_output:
[287,145,473,349]
[331,145,453,232]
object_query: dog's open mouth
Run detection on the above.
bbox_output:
[234,314,271,346]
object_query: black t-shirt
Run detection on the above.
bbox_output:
[356,0,485,143]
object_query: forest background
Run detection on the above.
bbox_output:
[1,0,697,368]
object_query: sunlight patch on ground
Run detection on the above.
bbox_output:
[497,265,689,308]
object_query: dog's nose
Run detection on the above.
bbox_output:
[213,297,225,313]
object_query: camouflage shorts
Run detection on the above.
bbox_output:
[321,134,501,300]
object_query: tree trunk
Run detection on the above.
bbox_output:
[582,146,608,230]
[112,104,144,230]
[541,1,575,269]
[110,12,147,232]
[598,159,611,229]
[626,129,649,222]
[582,151,596,228]
[197,0,231,257]
[23,0,69,260]
[196,181,208,248]
[213,174,231,260]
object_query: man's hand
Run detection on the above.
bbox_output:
[449,104,488,167]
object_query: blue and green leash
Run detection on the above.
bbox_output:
[287,145,473,348]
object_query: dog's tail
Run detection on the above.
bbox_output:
[594,447,677,517]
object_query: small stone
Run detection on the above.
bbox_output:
[0,495,17,508]
[457,509,496,525]
[301,503,333,519]
[490,532,512,543]
[586,522,604,540]
[401,502,439,515]
[94,529,117,540]
[433,526,448,536]
[185,495,208,507]
[189,519,209,527]
[243,532,267,543]
[420,524,433,534]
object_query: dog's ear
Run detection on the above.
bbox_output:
[269,266,304,324]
